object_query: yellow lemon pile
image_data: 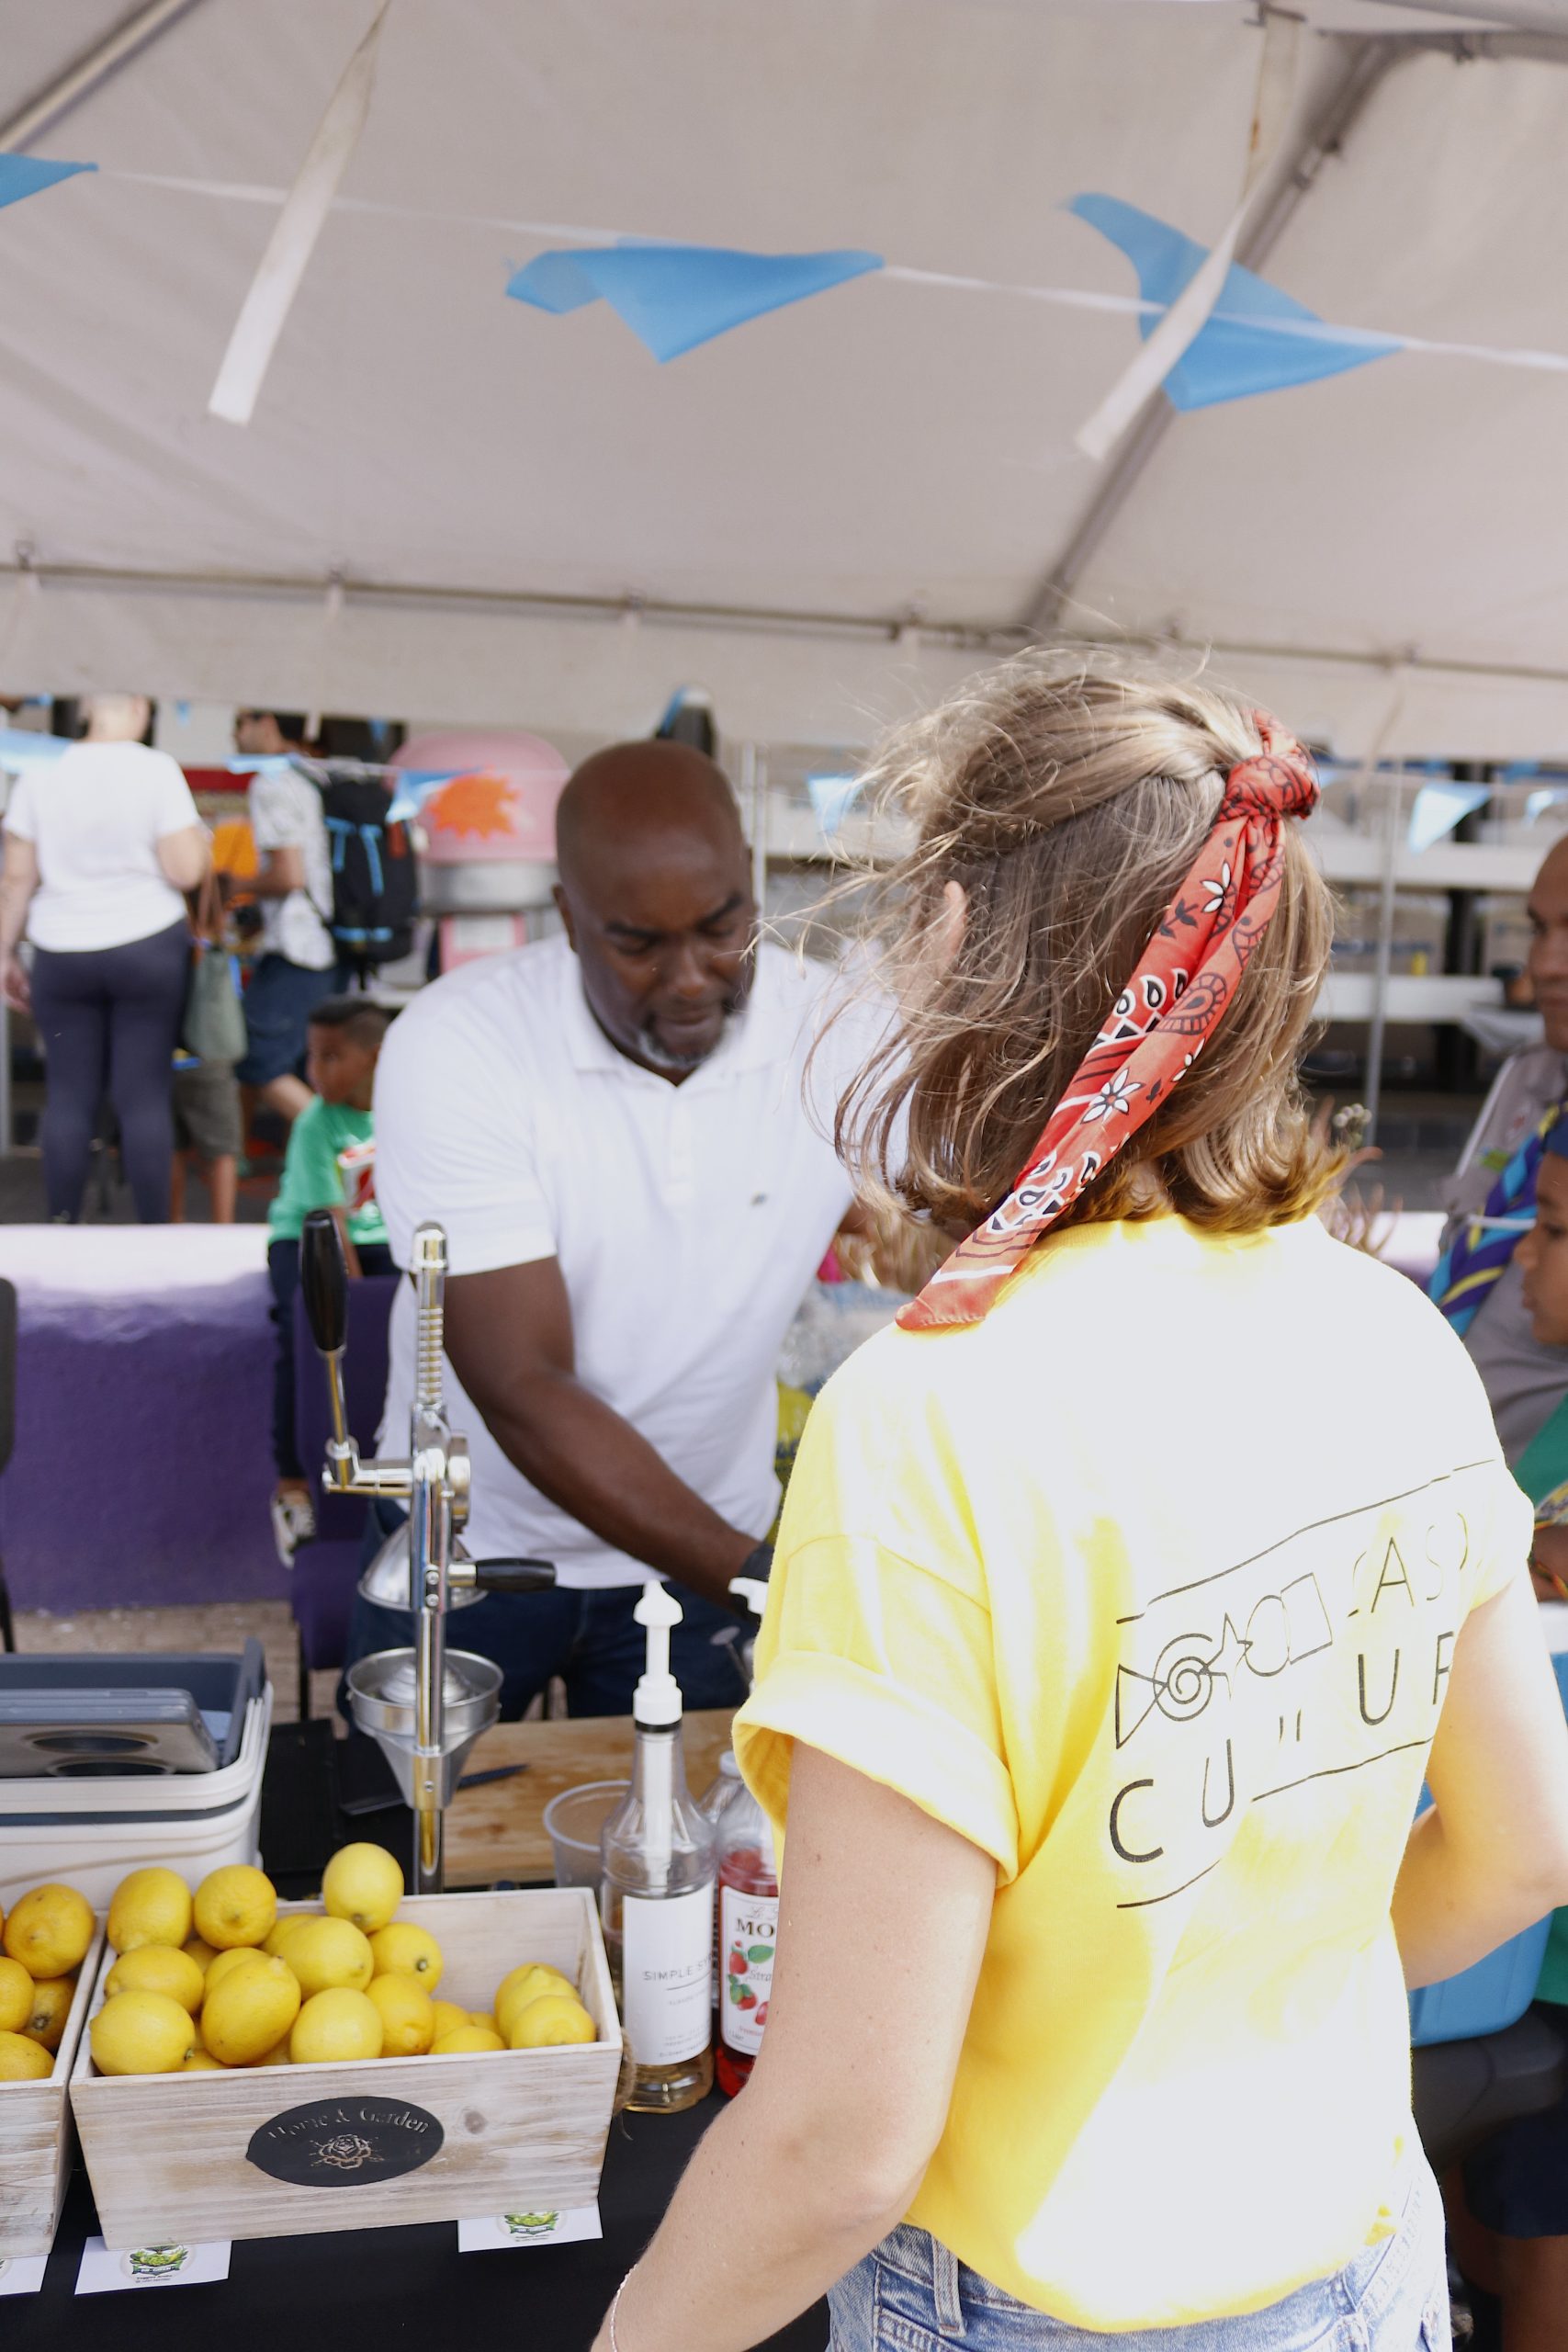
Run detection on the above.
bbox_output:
[85,1844,597,2077]
[0,1881,96,2081]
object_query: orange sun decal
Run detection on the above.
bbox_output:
[423,772,519,841]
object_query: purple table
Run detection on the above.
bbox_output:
[0,1227,286,1611]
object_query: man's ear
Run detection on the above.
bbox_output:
[553,882,578,952]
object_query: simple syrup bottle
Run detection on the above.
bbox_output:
[600,1585,716,2111]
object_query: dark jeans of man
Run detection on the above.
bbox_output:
[340,1499,750,1722]
[267,1238,396,1478]
[31,917,189,1222]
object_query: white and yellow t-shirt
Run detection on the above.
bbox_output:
[736,1214,1528,2329]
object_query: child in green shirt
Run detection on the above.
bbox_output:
[267,995,396,1560]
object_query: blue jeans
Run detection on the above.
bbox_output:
[828,2159,1448,2352]
[341,1503,750,1721]
[235,954,338,1087]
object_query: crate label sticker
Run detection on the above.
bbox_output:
[0,2254,48,2297]
[246,2096,445,2187]
[76,2237,231,2294]
[457,2205,603,2253]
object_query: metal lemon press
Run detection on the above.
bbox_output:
[299,1209,554,1892]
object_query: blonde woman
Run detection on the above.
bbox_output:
[593,658,1568,2352]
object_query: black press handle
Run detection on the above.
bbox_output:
[301,1208,348,1356]
[471,1557,556,1594]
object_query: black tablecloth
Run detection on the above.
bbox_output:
[10,2098,826,2349]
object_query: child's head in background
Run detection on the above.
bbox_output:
[306,996,394,1112]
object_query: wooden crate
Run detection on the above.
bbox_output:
[0,1918,105,2257]
[71,1890,621,2250]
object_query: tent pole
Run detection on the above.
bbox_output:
[0,0,208,151]
[1363,766,1406,1148]
[1019,33,1404,639]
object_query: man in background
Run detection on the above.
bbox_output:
[233,708,335,1123]
[348,739,879,1718]
[1431,832,1568,1464]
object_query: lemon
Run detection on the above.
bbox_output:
[183,1937,220,1974]
[263,1912,320,1959]
[201,1953,300,2066]
[254,2039,294,2066]
[469,2012,498,2033]
[3,1884,95,1979]
[495,1962,576,2039]
[23,1977,75,2052]
[368,1923,443,1989]
[193,1865,276,1951]
[105,1945,205,2016]
[90,1990,195,2075]
[322,1843,404,1935]
[366,1972,436,2056]
[107,1867,193,1954]
[507,1994,596,2049]
[290,1988,383,2064]
[183,2048,223,2071]
[431,1999,469,2041]
[433,2024,505,2054]
[0,2029,52,2080]
[203,1945,274,1999]
[285,1917,374,1999]
[0,1957,34,2035]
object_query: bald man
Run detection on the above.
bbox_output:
[1432,833,1568,1464]
[350,741,876,1719]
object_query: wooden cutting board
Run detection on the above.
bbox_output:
[443,1708,737,1886]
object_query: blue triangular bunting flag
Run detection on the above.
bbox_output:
[507,241,884,361]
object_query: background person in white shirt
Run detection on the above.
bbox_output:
[0,693,209,1222]
[232,708,337,1123]
[350,740,874,1717]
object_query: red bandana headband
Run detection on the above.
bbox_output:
[898,712,1319,1332]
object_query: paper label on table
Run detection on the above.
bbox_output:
[0,2254,49,2296]
[457,2204,603,2252]
[622,1886,713,2064]
[76,2236,231,2293]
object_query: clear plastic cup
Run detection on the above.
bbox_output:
[543,1779,629,1889]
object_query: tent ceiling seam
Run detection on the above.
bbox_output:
[6,560,1568,695]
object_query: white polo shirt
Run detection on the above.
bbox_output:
[373,933,873,1589]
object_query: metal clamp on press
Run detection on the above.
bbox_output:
[299,1209,555,1893]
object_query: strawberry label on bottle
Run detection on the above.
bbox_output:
[719,1885,778,2057]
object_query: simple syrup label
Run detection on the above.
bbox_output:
[622,1887,714,2064]
[720,1885,778,2056]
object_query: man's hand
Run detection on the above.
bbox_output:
[443,1258,761,1609]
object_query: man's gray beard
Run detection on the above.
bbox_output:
[637,1008,734,1074]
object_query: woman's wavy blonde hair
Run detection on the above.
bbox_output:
[829,650,1343,1243]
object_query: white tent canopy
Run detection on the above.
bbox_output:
[2,0,1568,754]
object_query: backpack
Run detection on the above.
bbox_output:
[309,762,418,977]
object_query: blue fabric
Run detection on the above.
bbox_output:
[1428,1102,1562,1334]
[506,240,884,362]
[1067,193,1401,411]
[340,1504,750,1722]
[0,156,94,214]
[829,2162,1447,2351]
[234,953,339,1088]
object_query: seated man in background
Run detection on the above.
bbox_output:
[1431,832,1568,1464]
[348,739,880,1719]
